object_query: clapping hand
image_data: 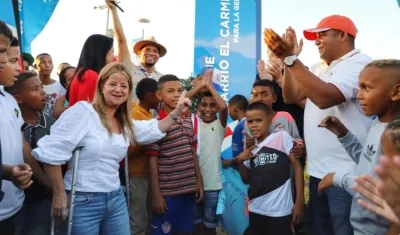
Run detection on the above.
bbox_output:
[375,155,400,212]
[257,60,273,81]
[264,27,303,60]
[353,174,400,225]
[266,59,283,83]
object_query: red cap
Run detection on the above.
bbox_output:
[303,15,357,41]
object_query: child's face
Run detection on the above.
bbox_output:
[228,104,238,121]
[0,46,21,87]
[0,35,10,73]
[16,77,47,111]
[198,96,218,123]
[357,67,396,118]
[246,109,271,141]
[64,67,76,87]
[148,92,160,110]
[57,63,70,75]
[250,85,276,107]
[157,81,182,110]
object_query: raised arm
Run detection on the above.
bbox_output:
[134,91,192,144]
[204,70,228,127]
[282,68,306,104]
[107,1,131,64]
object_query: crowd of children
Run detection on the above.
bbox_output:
[2,10,400,235]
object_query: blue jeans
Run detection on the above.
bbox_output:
[306,176,353,235]
[63,187,129,235]
[194,190,220,228]
[14,199,52,235]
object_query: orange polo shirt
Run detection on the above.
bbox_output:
[128,103,153,178]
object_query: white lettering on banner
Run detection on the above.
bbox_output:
[233,0,240,43]
[220,0,230,38]
[218,0,231,102]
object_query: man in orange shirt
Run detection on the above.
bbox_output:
[128,78,159,235]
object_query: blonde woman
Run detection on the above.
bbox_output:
[32,62,191,235]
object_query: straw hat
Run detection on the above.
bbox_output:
[133,36,167,57]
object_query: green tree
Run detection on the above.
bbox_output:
[180,75,199,113]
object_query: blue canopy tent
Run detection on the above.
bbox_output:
[0,0,59,54]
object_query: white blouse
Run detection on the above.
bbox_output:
[32,101,165,193]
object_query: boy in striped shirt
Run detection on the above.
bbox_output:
[145,75,204,235]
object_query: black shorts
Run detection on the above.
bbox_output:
[244,212,293,235]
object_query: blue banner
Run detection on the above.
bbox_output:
[0,0,18,36]
[193,0,261,233]
[19,0,59,53]
[217,166,249,235]
[193,0,261,103]
[193,0,261,161]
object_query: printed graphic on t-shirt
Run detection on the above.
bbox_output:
[42,81,66,116]
[253,152,279,167]
[274,123,285,132]
[43,93,58,116]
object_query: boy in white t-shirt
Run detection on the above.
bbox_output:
[193,70,228,235]
[236,102,304,235]
[34,53,66,116]
[0,30,33,234]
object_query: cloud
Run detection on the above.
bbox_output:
[195,33,257,59]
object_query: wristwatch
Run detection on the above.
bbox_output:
[284,55,298,67]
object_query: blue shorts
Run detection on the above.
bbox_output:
[194,190,220,228]
[151,194,195,234]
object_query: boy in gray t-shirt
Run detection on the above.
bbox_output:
[317,59,400,234]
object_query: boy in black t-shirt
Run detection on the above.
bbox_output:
[5,72,55,235]
[235,102,304,235]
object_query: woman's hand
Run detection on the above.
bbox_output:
[52,191,68,221]
[171,90,191,118]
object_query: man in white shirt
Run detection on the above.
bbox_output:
[107,1,165,103]
[34,53,66,116]
[264,15,372,235]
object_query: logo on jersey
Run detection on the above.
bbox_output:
[363,144,376,162]
[162,221,171,233]
[253,152,278,167]
[14,108,19,118]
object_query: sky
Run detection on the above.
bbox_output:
[31,0,400,79]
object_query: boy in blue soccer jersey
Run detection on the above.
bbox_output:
[224,94,249,169]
